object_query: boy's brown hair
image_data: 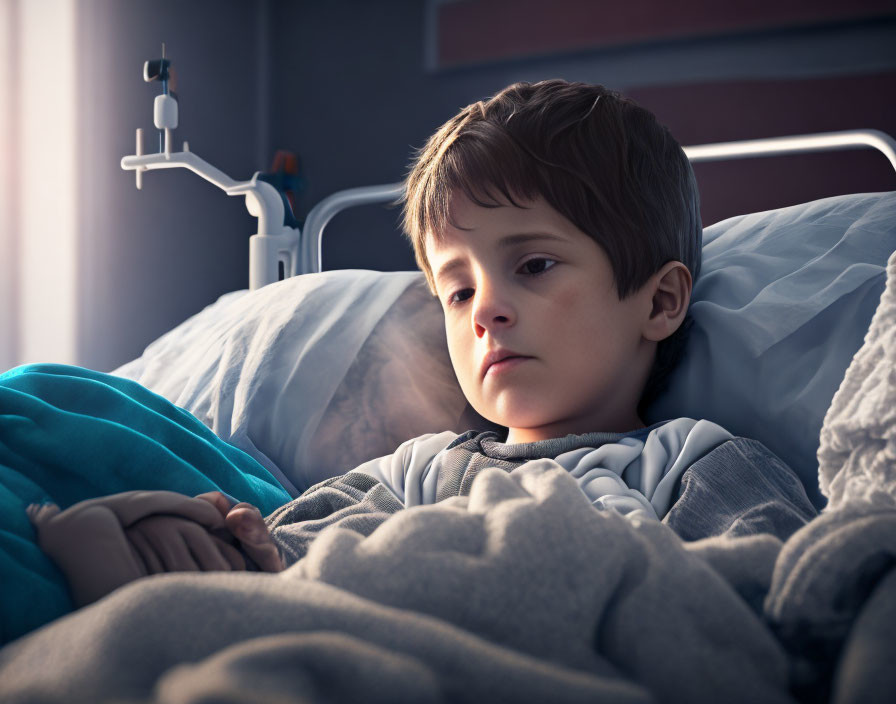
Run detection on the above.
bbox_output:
[400,79,702,416]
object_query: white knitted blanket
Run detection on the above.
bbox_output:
[818,249,896,510]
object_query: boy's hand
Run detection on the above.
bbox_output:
[123,513,246,574]
[26,490,281,608]
[194,492,284,573]
[26,491,234,606]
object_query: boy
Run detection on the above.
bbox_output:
[30,80,817,601]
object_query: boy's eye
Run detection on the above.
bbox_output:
[448,288,474,306]
[519,257,557,275]
[445,258,557,307]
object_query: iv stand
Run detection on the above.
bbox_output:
[120,45,299,290]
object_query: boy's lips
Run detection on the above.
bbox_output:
[481,348,533,378]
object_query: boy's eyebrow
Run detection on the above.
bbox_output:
[433,232,568,286]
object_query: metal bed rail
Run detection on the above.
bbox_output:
[297,129,896,276]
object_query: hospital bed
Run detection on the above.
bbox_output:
[1,69,895,702]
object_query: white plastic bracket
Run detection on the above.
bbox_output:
[121,137,300,289]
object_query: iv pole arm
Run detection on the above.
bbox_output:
[121,129,289,238]
[122,126,299,290]
[122,46,299,290]
[121,146,241,190]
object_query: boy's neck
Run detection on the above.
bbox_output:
[505,414,647,445]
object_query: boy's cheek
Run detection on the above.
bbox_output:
[445,326,472,371]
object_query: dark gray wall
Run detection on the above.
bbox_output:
[76,0,268,371]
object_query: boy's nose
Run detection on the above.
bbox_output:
[472,289,516,337]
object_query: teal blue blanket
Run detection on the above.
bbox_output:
[0,364,292,645]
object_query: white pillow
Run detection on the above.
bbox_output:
[645,191,896,508]
[113,270,492,495]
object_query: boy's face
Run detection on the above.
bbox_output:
[425,193,657,443]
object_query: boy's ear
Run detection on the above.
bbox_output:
[642,261,692,342]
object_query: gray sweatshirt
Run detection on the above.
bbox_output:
[266,417,818,567]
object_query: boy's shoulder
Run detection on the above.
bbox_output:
[347,431,461,506]
[663,432,818,541]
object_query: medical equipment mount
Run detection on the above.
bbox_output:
[120,44,299,290]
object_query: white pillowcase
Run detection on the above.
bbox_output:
[113,270,491,495]
[645,191,896,508]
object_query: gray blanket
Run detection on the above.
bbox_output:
[2,253,896,704]
[0,466,893,704]
[0,464,792,704]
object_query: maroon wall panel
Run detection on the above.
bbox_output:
[626,72,896,225]
[436,0,895,68]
